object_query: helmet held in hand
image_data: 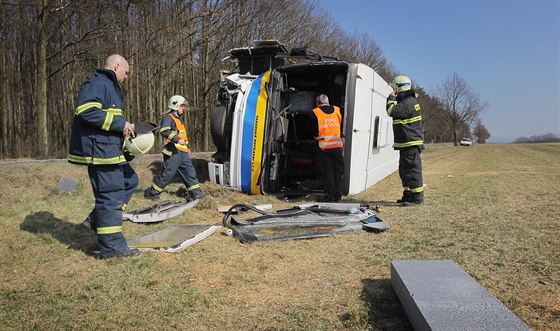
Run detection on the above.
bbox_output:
[124,131,155,155]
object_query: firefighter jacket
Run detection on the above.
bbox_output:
[312,105,343,150]
[386,90,424,149]
[68,69,127,165]
[159,111,190,155]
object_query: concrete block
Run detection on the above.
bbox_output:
[391,260,530,331]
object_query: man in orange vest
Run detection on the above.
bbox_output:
[310,94,344,202]
[145,95,205,201]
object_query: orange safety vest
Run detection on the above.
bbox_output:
[165,113,190,153]
[312,106,343,149]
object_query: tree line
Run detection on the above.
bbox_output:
[513,133,559,144]
[0,0,488,159]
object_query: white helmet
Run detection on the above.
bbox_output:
[167,95,187,111]
[390,75,412,93]
[124,132,155,155]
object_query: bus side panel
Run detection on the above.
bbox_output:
[365,71,399,187]
[346,64,375,195]
[229,80,252,191]
[239,71,270,194]
[346,64,398,195]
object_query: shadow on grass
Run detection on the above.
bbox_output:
[369,200,403,207]
[20,211,98,256]
[361,278,412,331]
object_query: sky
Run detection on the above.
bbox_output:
[317,0,560,142]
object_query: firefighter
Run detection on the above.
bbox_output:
[145,95,205,201]
[68,54,140,259]
[386,75,424,205]
[310,94,344,202]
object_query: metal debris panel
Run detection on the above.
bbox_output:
[222,203,389,243]
[128,224,219,253]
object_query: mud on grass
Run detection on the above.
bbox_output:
[1,144,559,330]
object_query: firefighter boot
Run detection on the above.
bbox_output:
[97,248,141,259]
[401,192,424,206]
[397,191,412,203]
[189,188,205,200]
[144,186,161,201]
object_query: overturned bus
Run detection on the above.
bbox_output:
[208,40,398,197]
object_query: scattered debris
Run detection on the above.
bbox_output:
[217,204,272,213]
[222,202,389,243]
[123,200,199,223]
[128,224,219,253]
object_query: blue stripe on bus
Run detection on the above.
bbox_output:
[240,75,263,193]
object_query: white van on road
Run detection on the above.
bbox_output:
[208,40,398,197]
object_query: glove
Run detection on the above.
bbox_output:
[123,150,136,162]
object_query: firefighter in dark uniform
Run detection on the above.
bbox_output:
[309,94,344,202]
[145,95,205,201]
[68,54,140,258]
[386,75,424,205]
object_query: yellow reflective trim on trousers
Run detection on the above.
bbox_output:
[97,225,123,235]
[393,116,422,125]
[394,140,424,148]
[102,113,114,131]
[68,154,126,165]
[152,183,163,192]
[410,186,424,193]
[187,184,200,191]
[76,102,103,115]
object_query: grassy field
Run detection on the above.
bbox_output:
[1,143,558,330]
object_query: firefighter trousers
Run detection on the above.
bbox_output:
[398,146,424,202]
[87,163,138,258]
[153,151,200,193]
[318,147,344,200]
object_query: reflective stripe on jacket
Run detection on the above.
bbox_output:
[68,69,127,166]
[386,91,424,150]
[312,106,343,150]
[161,112,189,154]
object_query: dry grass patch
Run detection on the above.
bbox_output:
[1,144,559,330]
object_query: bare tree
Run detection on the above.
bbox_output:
[0,2,8,157]
[435,73,487,145]
[415,86,450,143]
[0,0,398,158]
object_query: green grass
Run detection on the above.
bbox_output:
[1,144,559,330]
